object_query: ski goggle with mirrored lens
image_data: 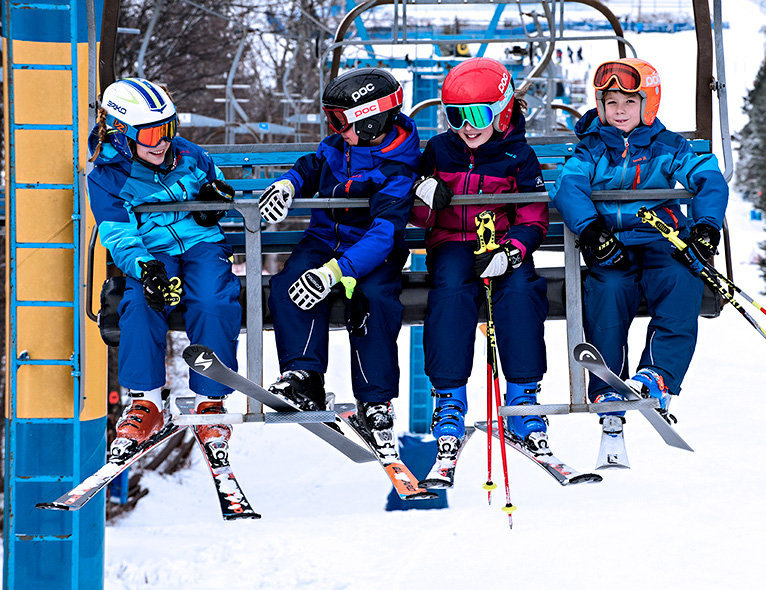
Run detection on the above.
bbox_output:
[106,113,178,148]
[593,61,643,93]
[443,91,512,131]
[322,86,404,134]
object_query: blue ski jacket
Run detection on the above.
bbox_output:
[278,114,421,279]
[87,129,227,280]
[410,110,547,259]
[549,108,728,244]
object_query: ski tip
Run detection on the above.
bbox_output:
[402,491,440,500]
[182,343,215,363]
[568,473,604,485]
[36,502,69,511]
[596,463,631,471]
[223,512,262,521]
[418,478,453,490]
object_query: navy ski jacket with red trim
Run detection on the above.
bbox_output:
[278,114,420,279]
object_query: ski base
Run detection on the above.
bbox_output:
[419,427,476,489]
[474,421,602,486]
[596,416,630,470]
[573,342,693,452]
[36,423,185,511]
[338,408,438,500]
[183,344,374,464]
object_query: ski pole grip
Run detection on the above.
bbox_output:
[637,207,687,249]
[475,210,498,255]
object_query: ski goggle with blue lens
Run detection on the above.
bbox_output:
[443,90,513,131]
[106,113,178,148]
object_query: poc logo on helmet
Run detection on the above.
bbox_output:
[354,104,379,118]
[107,100,127,115]
[644,73,660,87]
[497,72,510,94]
[352,83,376,103]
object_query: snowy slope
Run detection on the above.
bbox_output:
[105,2,766,589]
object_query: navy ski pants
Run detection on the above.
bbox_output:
[118,241,241,397]
[423,241,548,390]
[269,236,407,403]
[583,236,703,397]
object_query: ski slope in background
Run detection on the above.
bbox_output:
[104,2,766,588]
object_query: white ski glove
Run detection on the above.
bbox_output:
[259,179,295,224]
[412,175,454,211]
[474,245,523,278]
[289,259,343,310]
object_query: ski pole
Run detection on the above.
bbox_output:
[476,211,517,528]
[637,207,766,340]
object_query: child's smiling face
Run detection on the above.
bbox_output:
[456,122,494,149]
[603,90,642,133]
[135,140,171,166]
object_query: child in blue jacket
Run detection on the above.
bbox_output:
[258,68,420,459]
[549,58,729,437]
[87,79,240,457]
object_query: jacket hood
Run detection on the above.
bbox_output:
[368,113,421,168]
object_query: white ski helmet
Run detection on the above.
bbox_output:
[101,78,177,147]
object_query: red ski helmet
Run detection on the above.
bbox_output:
[593,58,661,126]
[441,57,515,132]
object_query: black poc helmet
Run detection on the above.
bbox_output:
[322,68,404,144]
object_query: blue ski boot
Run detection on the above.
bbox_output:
[431,386,468,440]
[421,386,468,489]
[591,391,626,418]
[506,382,548,452]
[626,368,670,411]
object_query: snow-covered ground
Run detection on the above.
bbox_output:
[105,2,766,589]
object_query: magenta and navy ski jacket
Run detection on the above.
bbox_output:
[409,112,548,260]
[549,108,729,243]
[278,114,420,279]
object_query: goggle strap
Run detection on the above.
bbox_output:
[343,86,403,124]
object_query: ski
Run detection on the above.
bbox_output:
[36,422,186,511]
[474,421,603,486]
[177,399,261,521]
[573,342,693,452]
[182,344,375,464]
[336,406,438,500]
[596,415,630,470]
[419,427,476,489]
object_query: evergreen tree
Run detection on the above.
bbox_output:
[735,53,766,288]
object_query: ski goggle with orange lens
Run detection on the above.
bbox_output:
[322,86,404,134]
[106,113,178,148]
[443,91,512,131]
[593,61,643,93]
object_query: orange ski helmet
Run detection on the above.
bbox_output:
[593,58,661,126]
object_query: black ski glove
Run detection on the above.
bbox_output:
[579,217,629,268]
[474,244,523,278]
[688,223,720,263]
[193,179,235,227]
[412,176,454,211]
[139,260,180,312]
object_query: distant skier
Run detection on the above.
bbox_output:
[87,78,240,458]
[409,57,549,487]
[258,68,420,460]
[549,58,729,440]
